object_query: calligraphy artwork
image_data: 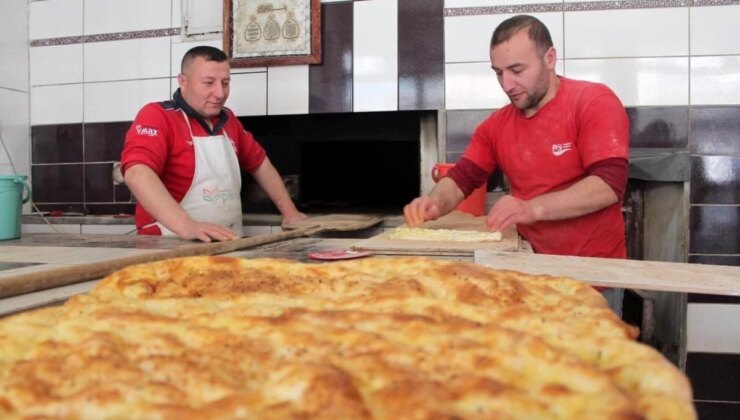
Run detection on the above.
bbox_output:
[224,0,321,67]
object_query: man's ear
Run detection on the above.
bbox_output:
[544,46,557,70]
[177,73,186,89]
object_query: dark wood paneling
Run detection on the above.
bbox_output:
[309,2,353,114]
[398,0,444,110]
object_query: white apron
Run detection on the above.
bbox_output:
[150,112,243,237]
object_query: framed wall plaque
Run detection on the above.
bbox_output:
[224,0,321,67]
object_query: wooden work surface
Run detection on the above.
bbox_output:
[475,250,740,296]
[352,211,520,255]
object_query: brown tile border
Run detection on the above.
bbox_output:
[445,0,740,17]
[30,28,180,47]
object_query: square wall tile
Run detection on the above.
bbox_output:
[686,352,740,401]
[228,72,267,116]
[690,156,740,205]
[564,8,688,59]
[30,45,83,86]
[353,0,398,112]
[29,0,83,40]
[445,12,563,64]
[84,122,131,162]
[691,5,740,56]
[689,206,740,254]
[267,66,309,115]
[564,57,689,107]
[31,84,84,125]
[691,56,740,106]
[31,124,83,164]
[688,255,740,269]
[445,62,506,110]
[687,303,740,354]
[84,163,114,202]
[690,107,740,155]
[31,164,84,203]
[0,89,30,175]
[84,38,171,83]
[446,109,493,152]
[694,402,740,420]
[626,107,688,149]
[84,79,171,123]
[115,183,132,203]
[84,0,171,35]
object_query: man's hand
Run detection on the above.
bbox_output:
[177,221,239,242]
[403,197,442,227]
[486,195,537,231]
[282,211,308,225]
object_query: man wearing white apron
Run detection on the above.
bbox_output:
[121,46,306,242]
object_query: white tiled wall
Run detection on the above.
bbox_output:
[445,12,564,64]
[84,79,171,123]
[687,303,740,353]
[84,38,171,83]
[565,57,689,107]
[29,0,83,40]
[30,45,84,86]
[31,84,84,125]
[83,0,171,35]
[267,66,310,115]
[690,5,740,56]
[563,8,689,59]
[9,0,740,147]
[690,56,740,106]
[444,3,740,109]
[228,72,268,117]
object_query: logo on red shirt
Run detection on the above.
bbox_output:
[552,142,573,157]
[135,125,159,137]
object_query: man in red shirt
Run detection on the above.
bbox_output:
[404,15,629,258]
[121,46,306,242]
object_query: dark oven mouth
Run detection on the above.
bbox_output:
[239,111,427,215]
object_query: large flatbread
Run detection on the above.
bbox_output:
[0,256,694,419]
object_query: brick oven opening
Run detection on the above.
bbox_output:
[239,111,430,214]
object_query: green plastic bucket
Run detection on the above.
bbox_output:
[0,175,31,240]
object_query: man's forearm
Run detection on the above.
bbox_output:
[429,177,466,216]
[123,164,193,233]
[251,158,300,216]
[529,175,619,221]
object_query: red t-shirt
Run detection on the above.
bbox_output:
[120,91,266,234]
[461,77,629,258]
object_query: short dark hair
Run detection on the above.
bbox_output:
[490,15,553,54]
[181,46,228,73]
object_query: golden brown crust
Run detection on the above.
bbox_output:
[0,256,694,419]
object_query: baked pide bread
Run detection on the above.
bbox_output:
[0,256,694,419]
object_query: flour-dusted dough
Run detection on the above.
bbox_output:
[389,226,503,242]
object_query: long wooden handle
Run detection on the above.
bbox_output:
[0,228,311,299]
